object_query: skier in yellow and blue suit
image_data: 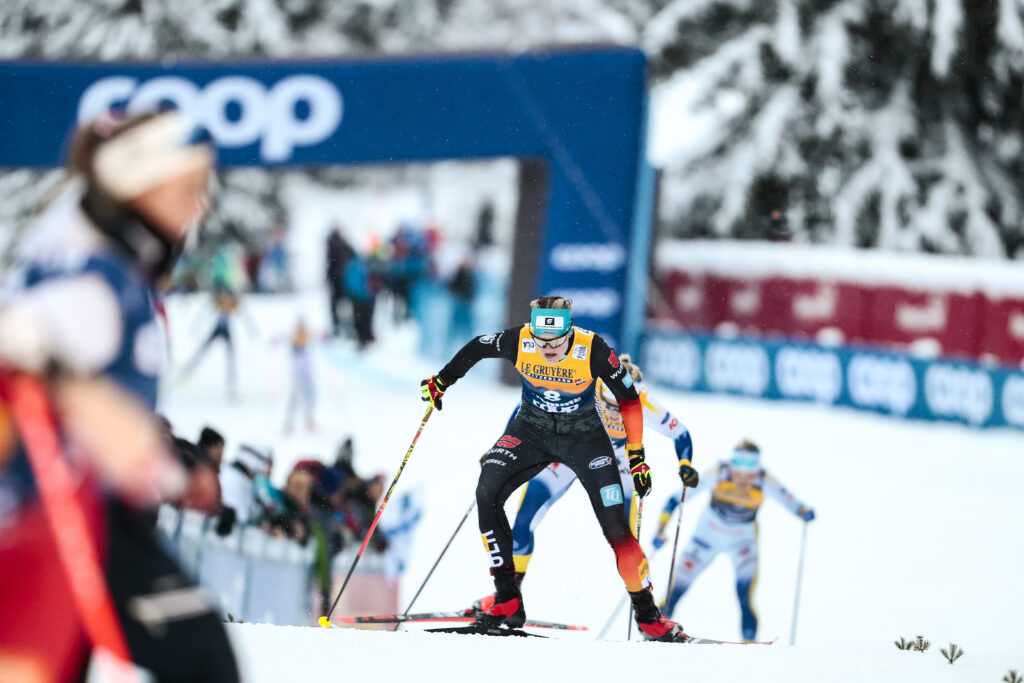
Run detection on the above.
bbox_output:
[654,440,815,642]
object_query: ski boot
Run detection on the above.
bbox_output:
[464,572,523,616]
[463,593,496,616]
[635,615,693,643]
[630,588,692,643]
[473,592,526,629]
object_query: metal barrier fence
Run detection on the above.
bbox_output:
[155,506,400,626]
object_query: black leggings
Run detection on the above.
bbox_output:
[105,503,240,683]
[475,406,652,595]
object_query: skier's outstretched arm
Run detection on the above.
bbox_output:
[640,391,697,487]
[420,328,519,410]
[764,472,815,521]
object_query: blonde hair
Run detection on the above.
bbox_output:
[735,439,760,452]
[530,295,572,310]
[618,353,643,382]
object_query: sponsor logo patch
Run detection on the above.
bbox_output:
[482,530,503,568]
[574,378,587,385]
[479,334,496,344]
[609,350,620,368]
[521,339,536,353]
[589,456,613,470]
[600,484,623,507]
[496,435,521,449]
[572,344,588,360]
[622,374,633,388]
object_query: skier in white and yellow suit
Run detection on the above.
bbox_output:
[655,440,815,642]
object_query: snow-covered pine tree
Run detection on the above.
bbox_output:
[648,0,1024,258]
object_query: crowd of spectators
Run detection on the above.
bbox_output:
[161,421,391,563]
[325,222,437,348]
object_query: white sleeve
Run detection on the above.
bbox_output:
[763,472,807,516]
[0,274,122,374]
[643,395,688,440]
[640,389,693,461]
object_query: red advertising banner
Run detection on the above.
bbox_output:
[654,268,1023,366]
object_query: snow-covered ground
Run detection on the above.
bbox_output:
[160,290,1024,682]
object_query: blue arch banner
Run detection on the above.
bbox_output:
[0,47,652,349]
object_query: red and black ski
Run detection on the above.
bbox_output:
[332,611,587,631]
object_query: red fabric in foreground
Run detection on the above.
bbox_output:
[0,487,107,682]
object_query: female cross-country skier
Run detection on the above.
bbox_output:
[0,110,239,681]
[420,295,691,641]
[654,439,815,642]
[467,353,699,613]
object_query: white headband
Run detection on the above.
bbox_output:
[93,112,213,201]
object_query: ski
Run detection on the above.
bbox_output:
[333,611,587,631]
[425,624,544,638]
[687,636,777,645]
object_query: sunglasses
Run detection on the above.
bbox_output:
[534,332,571,348]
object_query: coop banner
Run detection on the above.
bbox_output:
[643,332,1024,431]
[0,49,651,346]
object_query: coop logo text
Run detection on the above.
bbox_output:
[77,74,344,162]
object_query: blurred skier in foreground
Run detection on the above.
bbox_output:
[655,439,815,642]
[0,110,239,680]
[421,295,692,641]
[467,353,699,612]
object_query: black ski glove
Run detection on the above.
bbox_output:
[679,459,699,488]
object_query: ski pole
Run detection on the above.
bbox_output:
[392,499,476,631]
[664,487,689,605]
[0,373,138,682]
[597,545,663,640]
[320,404,434,626]
[789,520,809,645]
[627,498,643,641]
[597,595,628,640]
